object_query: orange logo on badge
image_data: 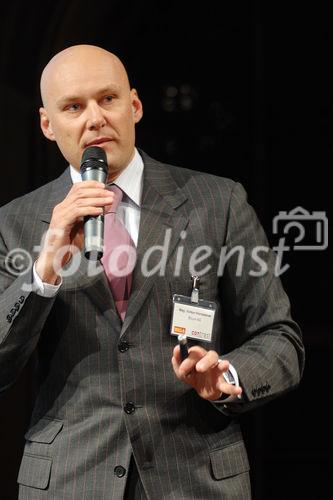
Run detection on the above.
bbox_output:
[174,326,186,334]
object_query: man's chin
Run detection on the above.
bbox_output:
[106,162,125,182]
[105,151,133,180]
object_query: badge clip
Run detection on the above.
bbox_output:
[191,275,200,304]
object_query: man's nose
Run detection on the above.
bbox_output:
[86,103,106,130]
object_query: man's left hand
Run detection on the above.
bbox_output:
[172,345,242,401]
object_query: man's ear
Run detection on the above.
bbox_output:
[130,89,143,124]
[39,107,56,141]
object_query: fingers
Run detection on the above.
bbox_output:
[216,379,243,397]
[195,356,239,397]
[171,345,243,399]
[172,346,222,379]
[66,183,115,212]
[69,181,113,201]
[172,345,194,380]
[172,346,196,379]
[50,182,115,229]
[195,350,221,372]
[171,346,182,377]
[38,181,115,275]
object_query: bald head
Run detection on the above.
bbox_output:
[40,45,130,108]
[38,44,143,176]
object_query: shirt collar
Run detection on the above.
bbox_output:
[69,148,144,207]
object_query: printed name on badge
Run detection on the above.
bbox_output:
[170,294,216,343]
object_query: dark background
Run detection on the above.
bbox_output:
[0,1,331,499]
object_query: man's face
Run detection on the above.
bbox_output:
[39,48,143,180]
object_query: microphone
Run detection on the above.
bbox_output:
[80,146,109,260]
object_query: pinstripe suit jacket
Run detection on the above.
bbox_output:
[0,151,304,499]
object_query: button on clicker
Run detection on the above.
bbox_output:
[6,315,12,323]
[114,465,126,478]
[14,302,20,311]
[19,296,25,304]
[124,402,135,414]
[118,340,130,353]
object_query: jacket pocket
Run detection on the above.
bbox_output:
[17,417,63,489]
[210,441,250,480]
[25,417,63,444]
[17,453,52,489]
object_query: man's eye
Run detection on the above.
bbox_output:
[66,103,80,111]
[103,96,113,103]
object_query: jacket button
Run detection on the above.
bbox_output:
[10,307,16,316]
[114,465,126,478]
[14,302,20,311]
[124,402,135,414]
[118,340,130,353]
[6,315,12,323]
[19,296,25,304]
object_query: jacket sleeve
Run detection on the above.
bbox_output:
[0,229,56,393]
[216,182,305,415]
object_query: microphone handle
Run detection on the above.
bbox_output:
[82,166,107,260]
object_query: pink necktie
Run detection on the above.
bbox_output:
[101,185,136,321]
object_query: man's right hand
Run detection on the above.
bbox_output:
[35,181,114,284]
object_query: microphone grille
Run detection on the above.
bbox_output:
[81,146,107,165]
[80,146,108,176]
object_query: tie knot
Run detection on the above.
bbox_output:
[107,184,123,212]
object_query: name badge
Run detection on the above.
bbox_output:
[170,294,216,342]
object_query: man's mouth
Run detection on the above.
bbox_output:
[85,137,113,147]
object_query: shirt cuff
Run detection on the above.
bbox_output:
[223,363,240,387]
[33,262,62,297]
[214,362,243,403]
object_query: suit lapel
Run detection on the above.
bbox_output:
[121,154,189,336]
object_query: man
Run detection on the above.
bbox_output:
[0,45,304,499]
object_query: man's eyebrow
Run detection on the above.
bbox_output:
[56,85,122,108]
[97,85,122,94]
[56,96,80,108]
